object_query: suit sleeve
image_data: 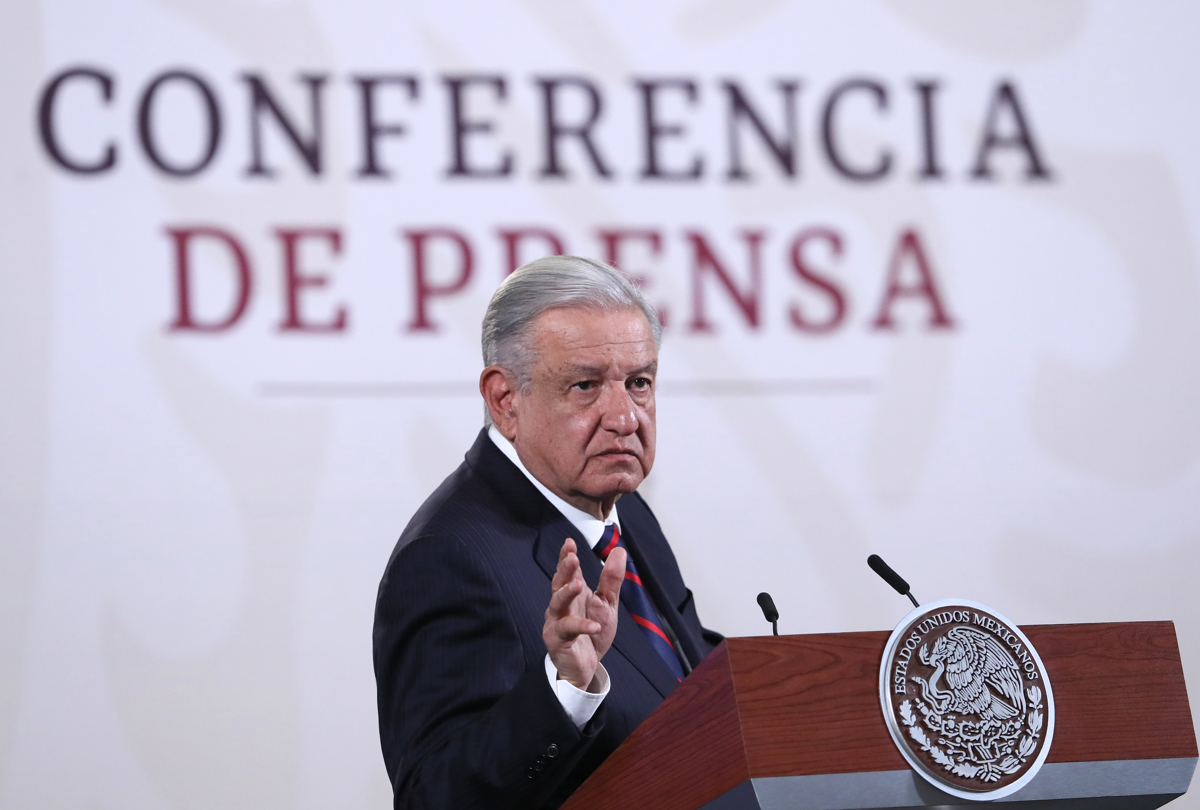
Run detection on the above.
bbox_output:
[373,534,604,810]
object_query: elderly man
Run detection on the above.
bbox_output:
[374,256,721,809]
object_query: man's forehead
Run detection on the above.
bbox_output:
[533,307,655,348]
[531,307,657,366]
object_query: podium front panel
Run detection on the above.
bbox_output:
[563,622,1197,810]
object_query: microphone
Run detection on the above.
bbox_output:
[756,592,779,636]
[867,554,920,608]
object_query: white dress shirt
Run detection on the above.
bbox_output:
[488,427,615,729]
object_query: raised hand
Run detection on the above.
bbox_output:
[587,540,625,659]
[543,537,627,690]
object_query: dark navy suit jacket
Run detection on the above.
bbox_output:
[374,429,721,809]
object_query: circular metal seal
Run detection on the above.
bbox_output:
[879,598,1055,800]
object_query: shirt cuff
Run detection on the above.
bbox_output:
[544,654,609,730]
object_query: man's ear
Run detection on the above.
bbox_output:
[479,365,519,438]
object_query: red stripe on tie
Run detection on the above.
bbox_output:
[600,532,619,559]
[631,614,674,647]
[624,570,643,587]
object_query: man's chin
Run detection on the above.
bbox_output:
[580,470,645,500]
[589,454,645,476]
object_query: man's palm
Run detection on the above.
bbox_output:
[543,538,626,689]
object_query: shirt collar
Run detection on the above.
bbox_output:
[488,426,619,550]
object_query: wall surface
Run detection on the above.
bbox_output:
[1,1,1197,808]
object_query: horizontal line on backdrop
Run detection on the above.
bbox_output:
[258,378,876,398]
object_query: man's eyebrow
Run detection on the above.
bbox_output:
[561,361,658,378]
[564,364,608,378]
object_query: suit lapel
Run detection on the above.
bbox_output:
[604,585,682,698]
[617,502,706,672]
[531,509,589,581]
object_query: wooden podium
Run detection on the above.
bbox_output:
[562,622,1196,810]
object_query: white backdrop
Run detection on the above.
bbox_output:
[2,1,1198,808]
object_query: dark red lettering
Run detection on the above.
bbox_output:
[277,227,347,332]
[498,228,566,275]
[598,228,666,326]
[871,228,955,330]
[597,228,663,288]
[687,230,764,332]
[788,228,847,333]
[404,228,474,332]
[165,226,252,332]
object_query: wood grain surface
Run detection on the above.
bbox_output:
[729,631,905,777]
[1024,622,1197,763]
[562,621,1196,810]
[560,643,749,810]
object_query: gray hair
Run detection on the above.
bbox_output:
[481,255,662,425]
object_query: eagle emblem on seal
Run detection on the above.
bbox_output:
[915,626,1026,725]
[880,599,1055,800]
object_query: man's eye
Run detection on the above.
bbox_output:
[574,381,595,391]
[629,377,651,390]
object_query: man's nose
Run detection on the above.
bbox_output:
[598,383,638,434]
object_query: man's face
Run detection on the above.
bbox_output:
[506,306,657,519]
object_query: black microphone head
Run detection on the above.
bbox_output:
[756,592,779,623]
[867,554,911,596]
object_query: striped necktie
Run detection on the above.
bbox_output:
[595,523,685,681]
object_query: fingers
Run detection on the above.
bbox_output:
[549,540,586,620]
[546,576,584,620]
[548,614,602,641]
[595,545,626,605]
[550,537,579,592]
[546,578,602,642]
